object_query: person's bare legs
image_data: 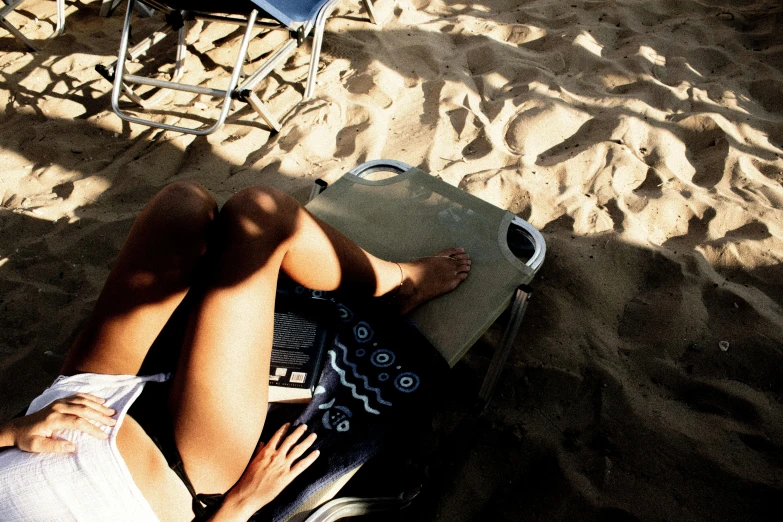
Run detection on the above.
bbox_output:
[170,186,471,495]
[61,181,217,376]
[58,180,469,498]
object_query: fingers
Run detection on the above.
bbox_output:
[13,394,119,453]
[70,394,116,417]
[252,441,266,457]
[231,425,320,513]
[290,448,320,478]
[48,395,116,440]
[267,422,290,451]
[52,401,116,429]
[29,436,76,454]
[286,432,317,463]
[58,416,110,440]
[278,424,308,455]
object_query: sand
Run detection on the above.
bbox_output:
[1,0,782,520]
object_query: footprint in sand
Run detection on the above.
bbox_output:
[686,46,737,76]
[465,44,507,76]
[447,106,471,138]
[276,101,343,156]
[692,285,783,389]
[503,98,591,161]
[398,44,444,80]
[502,24,547,46]
[675,114,731,189]
[344,72,393,109]
[747,78,783,116]
[334,106,374,159]
[461,129,493,160]
[677,380,762,425]
[609,148,652,196]
[749,159,783,204]
[617,250,686,343]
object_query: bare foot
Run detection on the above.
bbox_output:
[394,248,471,314]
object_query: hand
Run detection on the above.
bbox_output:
[222,423,319,518]
[9,393,117,453]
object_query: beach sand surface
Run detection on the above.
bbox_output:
[1,0,782,520]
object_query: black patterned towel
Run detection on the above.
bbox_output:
[252,277,448,521]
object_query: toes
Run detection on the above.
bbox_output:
[438,247,465,257]
[449,274,468,290]
[450,253,470,262]
[455,259,471,272]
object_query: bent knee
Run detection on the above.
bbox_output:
[136,182,218,261]
[221,186,301,241]
[153,181,218,228]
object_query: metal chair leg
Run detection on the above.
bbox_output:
[361,0,377,25]
[100,0,121,17]
[53,0,64,36]
[110,0,261,135]
[304,0,339,100]
[101,0,153,18]
[0,17,38,50]
[172,23,186,81]
[478,286,532,408]
[246,91,282,132]
[0,0,65,50]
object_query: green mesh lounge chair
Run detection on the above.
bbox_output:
[97,0,377,135]
[0,0,64,51]
[288,159,546,520]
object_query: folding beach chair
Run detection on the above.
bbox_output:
[0,0,64,51]
[98,0,378,135]
[100,0,122,17]
[99,0,154,18]
[285,159,546,520]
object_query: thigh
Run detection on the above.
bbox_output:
[61,182,217,376]
[167,187,295,495]
[167,185,405,496]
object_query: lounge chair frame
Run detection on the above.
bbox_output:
[0,0,64,51]
[303,491,418,522]
[101,0,373,135]
[300,159,546,520]
[100,0,122,17]
[100,0,154,18]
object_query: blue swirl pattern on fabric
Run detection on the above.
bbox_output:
[254,277,448,522]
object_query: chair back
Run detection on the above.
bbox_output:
[250,0,332,27]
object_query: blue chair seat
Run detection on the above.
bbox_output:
[161,0,325,27]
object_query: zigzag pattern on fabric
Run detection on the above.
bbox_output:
[327,350,380,415]
[335,341,393,407]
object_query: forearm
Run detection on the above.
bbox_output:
[0,419,17,449]
[207,492,260,522]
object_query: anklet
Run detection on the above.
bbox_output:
[394,262,404,289]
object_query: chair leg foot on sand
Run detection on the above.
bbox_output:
[100,0,349,135]
[361,0,377,25]
[0,0,66,51]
